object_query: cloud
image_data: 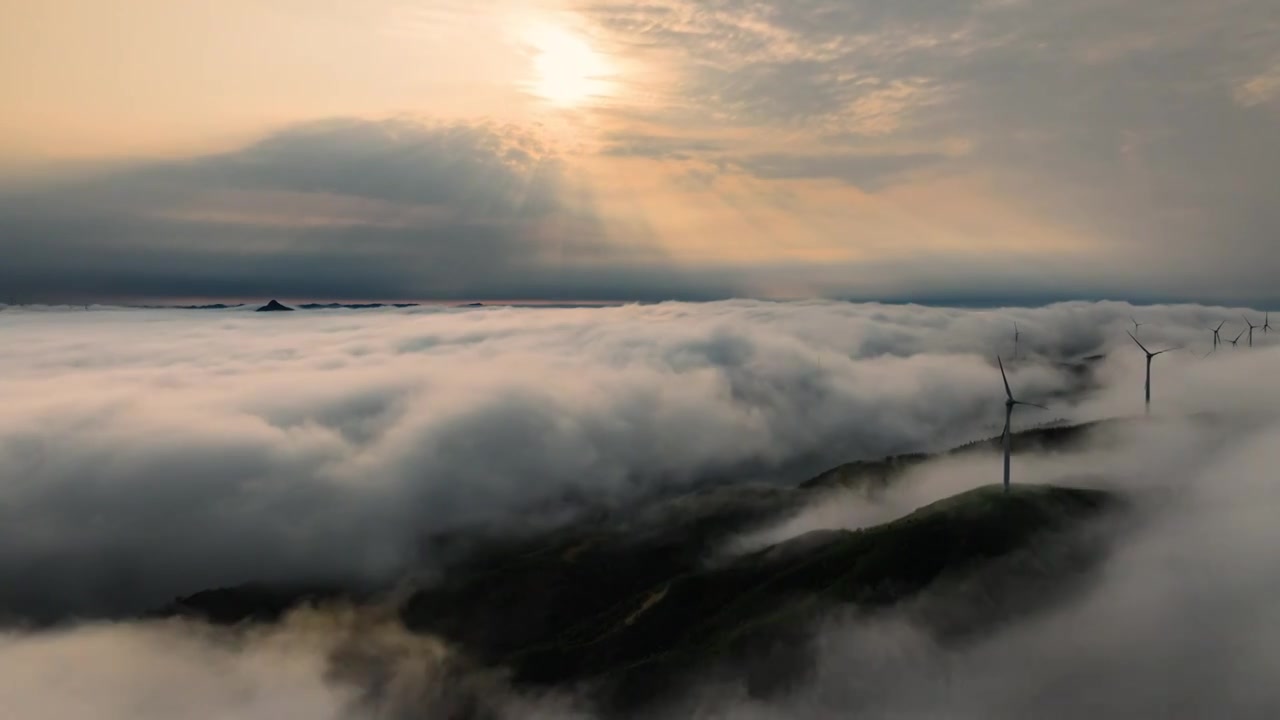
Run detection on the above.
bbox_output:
[0,619,356,720]
[0,117,728,303]
[9,419,1280,718]
[582,0,1280,300]
[674,412,1280,718]
[733,151,946,190]
[2,300,1280,715]
[599,133,725,160]
[0,608,588,720]
[0,299,1275,622]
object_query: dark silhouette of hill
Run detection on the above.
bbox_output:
[299,302,419,309]
[151,420,1126,713]
[406,484,1119,707]
[148,582,357,624]
[255,299,294,312]
[801,418,1124,492]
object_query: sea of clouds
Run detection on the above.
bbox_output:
[1,299,1278,718]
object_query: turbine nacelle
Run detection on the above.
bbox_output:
[1127,330,1177,358]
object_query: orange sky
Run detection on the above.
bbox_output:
[1,0,1276,302]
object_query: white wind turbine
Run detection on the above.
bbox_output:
[1128,331,1178,416]
[998,356,1047,494]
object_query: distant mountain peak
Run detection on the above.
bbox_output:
[255,299,294,312]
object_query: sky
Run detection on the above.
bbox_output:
[2,1,1279,304]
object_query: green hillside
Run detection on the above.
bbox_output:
[158,423,1127,712]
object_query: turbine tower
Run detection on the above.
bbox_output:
[1128,331,1177,416]
[1243,315,1259,347]
[998,356,1047,494]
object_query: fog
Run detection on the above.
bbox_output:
[0,607,590,720]
[1,300,1278,717]
[679,413,1280,719]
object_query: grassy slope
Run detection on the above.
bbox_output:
[159,421,1125,708]
[496,484,1118,698]
[802,417,1132,492]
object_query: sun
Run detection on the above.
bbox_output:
[524,24,613,106]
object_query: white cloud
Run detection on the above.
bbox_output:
[681,414,1280,718]
[0,607,589,720]
[0,300,1275,619]
[1,299,1279,715]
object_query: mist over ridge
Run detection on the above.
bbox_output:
[2,299,1279,718]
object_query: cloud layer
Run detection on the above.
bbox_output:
[0,299,1274,712]
[582,0,1280,302]
[2,300,1280,716]
[0,299,1275,621]
[0,118,723,304]
[672,411,1280,719]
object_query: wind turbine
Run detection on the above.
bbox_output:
[1205,320,1226,357]
[1128,331,1178,416]
[1264,312,1272,335]
[1130,315,1145,337]
[998,356,1047,494]
[1243,315,1259,347]
[1013,322,1021,361]
[1227,328,1245,348]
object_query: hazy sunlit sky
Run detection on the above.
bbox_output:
[1,0,1278,304]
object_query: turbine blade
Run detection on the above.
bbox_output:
[997,356,1012,399]
[1216,320,1226,331]
[1127,330,1150,354]
[1014,401,1049,410]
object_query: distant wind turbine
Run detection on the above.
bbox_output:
[1013,322,1021,360]
[1128,331,1178,416]
[1205,320,1226,357]
[1130,315,1145,337]
[998,356,1047,494]
[1227,328,1245,348]
[1243,315,1259,347]
[1264,312,1272,335]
